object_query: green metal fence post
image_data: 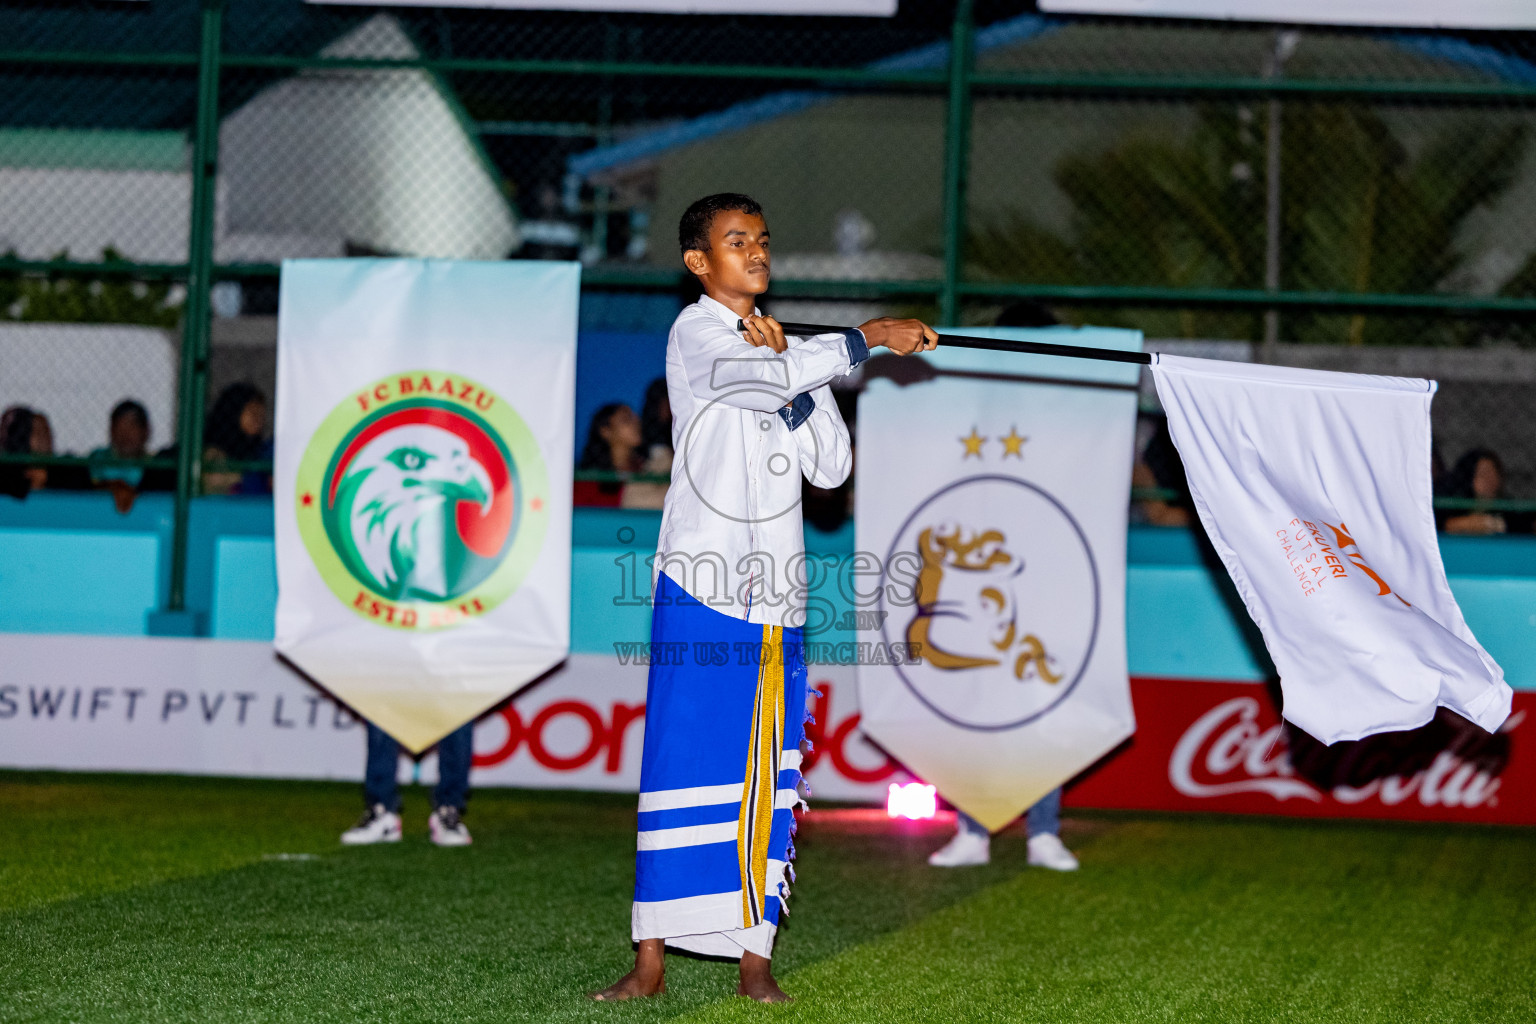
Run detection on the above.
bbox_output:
[939,0,975,327]
[150,0,223,637]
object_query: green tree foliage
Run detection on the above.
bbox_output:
[0,249,182,328]
[970,105,1527,344]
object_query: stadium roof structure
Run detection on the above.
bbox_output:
[567,12,1059,180]
[550,13,1536,276]
[567,14,1536,185]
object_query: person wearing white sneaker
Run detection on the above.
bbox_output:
[340,721,474,847]
[927,787,1078,871]
[341,803,401,845]
[429,805,472,846]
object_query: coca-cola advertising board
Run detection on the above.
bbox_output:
[1066,678,1530,824]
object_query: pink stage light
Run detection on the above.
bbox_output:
[886,782,937,820]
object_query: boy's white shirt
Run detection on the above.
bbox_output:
[654,294,860,627]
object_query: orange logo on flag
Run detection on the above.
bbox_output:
[1320,521,1411,608]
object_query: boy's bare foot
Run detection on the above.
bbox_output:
[737,951,791,1003]
[589,968,665,1002]
[590,939,666,1002]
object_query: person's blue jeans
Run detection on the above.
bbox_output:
[363,722,474,812]
[958,787,1061,838]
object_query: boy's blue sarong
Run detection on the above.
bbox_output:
[631,572,809,959]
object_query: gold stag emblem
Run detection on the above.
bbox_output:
[906,524,1061,683]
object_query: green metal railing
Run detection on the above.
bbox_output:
[12,459,1534,516]
[4,0,1536,635]
[563,471,1536,514]
[163,0,223,627]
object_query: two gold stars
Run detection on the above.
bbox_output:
[959,426,1027,460]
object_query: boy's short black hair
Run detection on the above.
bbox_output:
[110,399,149,430]
[678,193,763,257]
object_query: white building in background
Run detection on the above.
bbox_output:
[220,14,519,263]
[0,324,176,457]
[0,14,518,268]
[0,132,193,264]
[0,14,518,454]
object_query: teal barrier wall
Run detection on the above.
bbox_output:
[2,493,1533,687]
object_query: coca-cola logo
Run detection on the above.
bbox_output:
[1170,697,1320,801]
[1169,696,1517,811]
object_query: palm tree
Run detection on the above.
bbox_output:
[969,104,1527,345]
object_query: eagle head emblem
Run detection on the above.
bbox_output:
[330,423,496,601]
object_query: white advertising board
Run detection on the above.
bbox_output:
[0,635,903,803]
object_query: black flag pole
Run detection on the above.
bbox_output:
[737,320,1153,367]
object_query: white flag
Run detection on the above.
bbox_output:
[274,259,577,753]
[856,329,1141,831]
[1151,354,1511,745]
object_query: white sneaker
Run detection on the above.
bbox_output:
[429,806,472,847]
[341,803,401,845]
[1027,832,1079,871]
[928,829,991,867]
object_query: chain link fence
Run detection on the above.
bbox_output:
[0,0,196,500]
[2,1,1534,583]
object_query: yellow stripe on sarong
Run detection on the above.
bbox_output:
[738,624,785,928]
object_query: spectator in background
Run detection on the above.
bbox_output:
[90,400,151,513]
[202,383,272,495]
[1132,417,1194,528]
[802,389,857,533]
[623,378,674,510]
[640,377,673,455]
[2,411,87,503]
[575,402,642,507]
[1431,444,1448,497]
[995,299,1062,328]
[138,440,178,493]
[28,410,87,493]
[1,405,48,498]
[1442,447,1531,535]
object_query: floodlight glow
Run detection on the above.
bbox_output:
[886,782,937,820]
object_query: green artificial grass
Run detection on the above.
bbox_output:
[1,772,1533,1023]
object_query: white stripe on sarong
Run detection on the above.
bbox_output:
[633,892,774,958]
[775,787,801,810]
[637,783,743,813]
[637,820,739,851]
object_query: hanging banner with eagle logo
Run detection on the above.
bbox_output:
[1151,355,1511,745]
[274,259,577,753]
[856,329,1142,831]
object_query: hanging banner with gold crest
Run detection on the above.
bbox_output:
[856,328,1142,831]
[274,259,577,753]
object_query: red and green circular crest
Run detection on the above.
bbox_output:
[295,370,548,631]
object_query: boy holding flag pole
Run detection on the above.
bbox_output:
[591,194,936,1003]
